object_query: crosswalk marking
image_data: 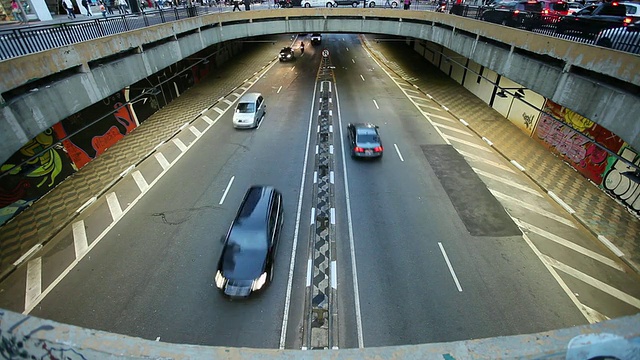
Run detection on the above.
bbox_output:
[516,220,625,271]
[25,257,42,311]
[543,255,640,309]
[490,190,577,228]
[443,135,493,152]
[473,168,541,195]
[432,122,473,136]
[106,192,123,221]
[72,220,88,258]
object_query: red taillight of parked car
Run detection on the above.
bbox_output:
[624,17,632,25]
[513,9,520,14]
[374,146,383,152]
[354,147,365,153]
[542,9,549,14]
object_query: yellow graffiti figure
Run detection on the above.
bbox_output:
[1,129,63,188]
[563,108,594,133]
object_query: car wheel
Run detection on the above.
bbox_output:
[596,37,612,48]
[304,2,310,6]
[391,1,397,7]
[326,1,332,6]
[368,1,375,6]
[351,1,357,6]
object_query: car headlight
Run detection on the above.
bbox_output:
[287,54,292,58]
[251,272,268,291]
[215,271,226,289]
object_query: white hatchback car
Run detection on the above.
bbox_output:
[301,0,336,6]
[232,93,266,129]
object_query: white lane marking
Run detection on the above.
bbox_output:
[516,220,624,271]
[424,113,454,122]
[360,75,365,82]
[310,208,316,225]
[219,176,235,205]
[155,337,161,342]
[154,153,171,170]
[330,145,334,154]
[306,259,313,287]
[442,135,493,152]
[331,261,337,289]
[393,144,404,162]
[548,191,575,214]
[223,99,234,106]
[106,192,123,221]
[482,137,494,147]
[330,171,334,184]
[582,303,610,322]
[438,242,463,292]
[404,89,420,95]
[212,107,225,115]
[372,99,379,109]
[543,254,640,309]
[277,85,282,94]
[232,92,242,98]
[346,47,349,51]
[522,234,599,323]
[458,150,515,173]
[279,78,318,350]
[442,105,449,112]
[202,115,214,124]
[132,170,149,192]
[459,118,469,126]
[511,160,526,172]
[329,125,333,133]
[314,171,318,184]
[72,221,88,259]
[598,235,625,257]
[189,126,202,137]
[432,122,473,136]
[76,197,97,214]
[335,82,365,348]
[351,58,355,63]
[473,168,541,196]
[172,138,187,152]
[490,190,577,228]
[13,244,42,267]
[315,145,319,154]
[330,208,335,225]
[25,257,42,311]
[21,60,280,315]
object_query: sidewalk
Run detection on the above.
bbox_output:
[363,36,640,274]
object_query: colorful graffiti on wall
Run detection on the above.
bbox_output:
[602,147,640,213]
[534,99,626,186]
[0,129,76,224]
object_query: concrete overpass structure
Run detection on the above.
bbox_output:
[0,8,638,164]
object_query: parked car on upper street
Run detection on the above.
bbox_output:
[595,19,640,53]
[480,0,543,29]
[555,2,633,38]
[347,123,384,159]
[279,46,295,62]
[538,0,569,23]
[214,186,284,298]
[301,0,335,6]
[567,1,583,14]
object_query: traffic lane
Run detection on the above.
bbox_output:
[29,61,318,347]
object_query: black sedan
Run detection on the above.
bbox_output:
[279,47,295,62]
[480,0,542,29]
[215,186,284,298]
[347,123,384,159]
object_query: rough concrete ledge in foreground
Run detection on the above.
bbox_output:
[0,309,638,359]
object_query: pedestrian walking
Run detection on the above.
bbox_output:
[62,0,76,18]
[403,0,410,9]
[11,0,28,24]
[243,0,250,10]
[300,40,304,55]
[232,0,241,10]
[81,0,93,15]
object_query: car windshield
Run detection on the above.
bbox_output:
[237,102,255,113]
[281,47,292,53]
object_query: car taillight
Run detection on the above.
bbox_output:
[374,146,383,152]
[624,17,632,25]
[611,1,618,5]
[542,9,548,14]
[513,9,520,14]
[354,147,365,153]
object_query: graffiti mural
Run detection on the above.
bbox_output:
[0,129,76,224]
[603,147,640,213]
[534,99,626,185]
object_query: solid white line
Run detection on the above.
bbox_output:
[598,235,625,257]
[202,115,214,124]
[393,144,404,162]
[544,255,640,309]
[76,196,97,213]
[212,107,225,115]
[13,244,42,267]
[457,150,515,173]
[189,126,202,137]
[72,221,88,259]
[335,82,365,348]
[548,191,575,214]
[521,234,599,323]
[179,122,189,131]
[154,153,171,170]
[442,135,493,152]
[219,176,235,205]
[132,170,149,192]
[277,85,282,94]
[373,99,379,109]
[438,242,463,292]
[330,208,335,225]
[490,190,577,228]
[331,261,337,289]
[313,171,318,184]
[432,122,473,136]
[310,208,316,225]
[106,192,123,221]
[279,76,318,350]
[516,220,624,271]
[25,257,42,311]
[472,168,541,196]
[306,259,313,287]
[172,138,187,152]
[510,160,526,172]
[200,109,207,115]
[360,75,365,82]
[223,99,234,106]
[330,171,334,184]
[152,141,165,152]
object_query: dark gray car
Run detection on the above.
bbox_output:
[347,123,384,159]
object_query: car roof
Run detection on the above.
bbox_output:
[234,186,276,230]
[352,122,378,129]
[238,92,262,102]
